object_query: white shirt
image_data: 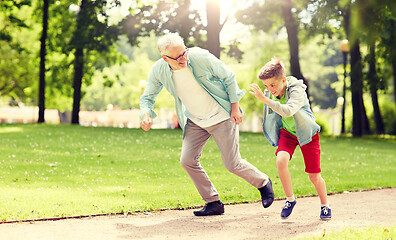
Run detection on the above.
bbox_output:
[173,67,229,128]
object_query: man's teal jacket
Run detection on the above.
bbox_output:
[140,47,246,132]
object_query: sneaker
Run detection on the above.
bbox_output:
[258,179,274,208]
[320,206,331,220]
[193,201,224,216]
[281,200,297,219]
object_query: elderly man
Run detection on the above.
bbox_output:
[140,33,274,216]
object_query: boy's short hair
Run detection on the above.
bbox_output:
[257,57,285,80]
[157,33,185,54]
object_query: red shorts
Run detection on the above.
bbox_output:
[276,129,321,173]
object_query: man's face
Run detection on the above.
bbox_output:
[162,45,188,70]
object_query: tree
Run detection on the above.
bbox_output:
[377,6,396,103]
[0,0,34,103]
[70,0,122,124]
[235,0,309,96]
[120,0,205,48]
[280,0,307,94]
[38,0,49,123]
[344,5,370,136]
[347,0,396,135]
[359,1,386,134]
[367,44,385,134]
[205,0,221,58]
[304,0,375,135]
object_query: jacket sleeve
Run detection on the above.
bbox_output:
[139,66,163,120]
[201,50,246,103]
[267,84,306,118]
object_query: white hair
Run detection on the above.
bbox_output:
[157,33,185,54]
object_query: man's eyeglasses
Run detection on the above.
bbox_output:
[164,48,189,62]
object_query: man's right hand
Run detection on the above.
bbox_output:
[141,114,152,131]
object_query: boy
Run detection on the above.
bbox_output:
[249,58,331,220]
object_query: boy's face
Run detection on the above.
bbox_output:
[261,76,287,98]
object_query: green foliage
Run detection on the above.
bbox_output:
[120,0,206,48]
[313,114,329,135]
[82,34,172,111]
[82,54,153,110]
[235,0,282,33]
[0,124,395,221]
[0,42,38,101]
[299,37,341,109]
[0,1,37,102]
[223,33,341,111]
[370,97,396,135]
[0,0,31,45]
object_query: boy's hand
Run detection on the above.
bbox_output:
[249,83,267,103]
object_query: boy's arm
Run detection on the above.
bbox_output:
[249,83,305,118]
[266,87,305,117]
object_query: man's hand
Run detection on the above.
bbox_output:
[231,102,243,125]
[141,113,152,131]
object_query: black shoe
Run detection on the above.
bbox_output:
[193,201,224,216]
[258,179,274,208]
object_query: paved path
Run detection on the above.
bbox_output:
[1,188,395,240]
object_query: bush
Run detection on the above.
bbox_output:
[313,111,330,135]
[381,101,396,135]
[315,117,328,135]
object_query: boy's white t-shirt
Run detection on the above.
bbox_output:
[173,67,229,128]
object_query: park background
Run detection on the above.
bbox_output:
[1,1,396,236]
[1,0,395,136]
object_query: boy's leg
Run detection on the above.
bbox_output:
[276,129,298,198]
[276,129,298,219]
[208,119,269,189]
[276,151,293,198]
[309,172,331,220]
[308,173,328,205]
[301,133,331,219]
[301,132,328,204]
[180,120,218,203]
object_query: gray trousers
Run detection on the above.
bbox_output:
[180,118,269,203]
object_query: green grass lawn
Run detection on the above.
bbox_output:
[0,124,395,222]
[295,225,395,240]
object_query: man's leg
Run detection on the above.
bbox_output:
[208,119,274,208]
[180,120,219,203]
[209,119,269,189]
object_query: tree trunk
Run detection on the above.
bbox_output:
[349,40,366,136]
[206,0,221,58]
[344,6,369,136]
[362,101,371,134]
[280,0,309,98]
[176,0,192,43]
[71,0,87,125]
[71,47,83,124]
[341,52,348,133]
[368,44,384,134]
[393,60,396,103]
[38,0,49,123]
